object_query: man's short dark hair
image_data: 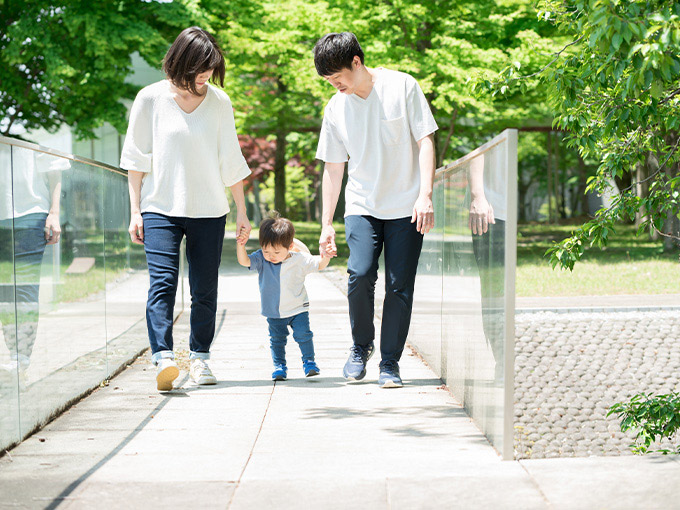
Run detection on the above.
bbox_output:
[162,26,225,95]
[313,32,364,77]
[259,214,295,249]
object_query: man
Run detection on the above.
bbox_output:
[314,32,438,388]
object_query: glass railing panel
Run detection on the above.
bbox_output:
[0,134,192,450]
[0,143,21,446]
[10,146,109,439]
[102,171,148,376]
[408,174,445,376]
[408,129,517,459]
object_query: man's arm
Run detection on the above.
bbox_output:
[468,154,494,235]
[411,133,436,234]
[236,242,251,267]
[319,162,345,257]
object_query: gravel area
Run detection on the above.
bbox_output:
[515,310,680,459]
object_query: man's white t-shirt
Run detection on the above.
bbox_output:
[120,80,251,218]
[315,68,438,219]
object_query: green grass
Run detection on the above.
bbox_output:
[289,220,680,297]
[517,223,680,297]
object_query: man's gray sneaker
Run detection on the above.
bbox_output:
[343,342,375,381]
[378,360,402,388]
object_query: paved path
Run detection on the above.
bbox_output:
[1,272,679,509]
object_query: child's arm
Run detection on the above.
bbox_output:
[317,254,331,271]
[236,242,251,267]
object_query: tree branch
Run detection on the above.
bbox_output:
[660,87,680,105]
[627,135,680,191]
[518,35,585,80]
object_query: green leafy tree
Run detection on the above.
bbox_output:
[481,0,680,270]
[209,0,340,216]
[340,0,560,166]
[0,0,201,138]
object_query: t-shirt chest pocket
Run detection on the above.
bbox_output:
[380,116,409,146]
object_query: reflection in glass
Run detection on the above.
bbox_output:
[1,149,65,389]
[469,151,507,383]
[407,130,516,459]
[0,136,181,451]
[0,143,20,445]
[103,170,150,374]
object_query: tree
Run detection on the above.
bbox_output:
[208,0,339,216]
[483,0,680,269]
[338,0,560,166]
[0,0,201,138]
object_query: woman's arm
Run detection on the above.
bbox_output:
[128,170,145,245]
[229,180,251,245]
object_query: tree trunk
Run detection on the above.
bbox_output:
[577,155,589,216]
[437,106,458,168]
[546,131,553,223]
[663,132,679,250]
[555,133,565,219]
[251,179,264,225]
[304,178,311,222]
[634,161,646,229]
[274,129,287,216]
[646,152,660,240]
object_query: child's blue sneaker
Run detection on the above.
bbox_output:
[272,365,287,381]
[303,360,320,377]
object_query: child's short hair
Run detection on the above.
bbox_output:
[259,214,295,248]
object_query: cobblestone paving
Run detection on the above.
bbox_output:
[515,310,680,459]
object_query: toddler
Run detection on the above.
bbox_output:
[237,215,330,380]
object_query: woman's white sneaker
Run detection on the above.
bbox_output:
[190,359,217,385]
[156,359,179,391]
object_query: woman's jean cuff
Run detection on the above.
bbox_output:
[151,350,175,365]
[190,351,210,361]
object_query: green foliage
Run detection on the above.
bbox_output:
[608,392,680,455]
[213,0,561,216]
[261,163,316,220]
[479,0,680,270]
[0,0,201,138]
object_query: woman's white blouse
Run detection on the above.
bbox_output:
[120,80,251,218]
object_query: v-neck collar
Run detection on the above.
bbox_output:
[350,68,382,103]
[167,80,210,115]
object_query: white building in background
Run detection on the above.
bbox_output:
[15,53,163,166]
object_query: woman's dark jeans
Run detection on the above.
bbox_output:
[142,212,226,364]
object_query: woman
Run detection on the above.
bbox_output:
[120,26,251,391]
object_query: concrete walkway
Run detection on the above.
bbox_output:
[1,271,679,509]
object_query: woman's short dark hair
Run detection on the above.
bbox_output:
[259,214,295,249]
[313,32,364,77]
[162,26,225,95]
